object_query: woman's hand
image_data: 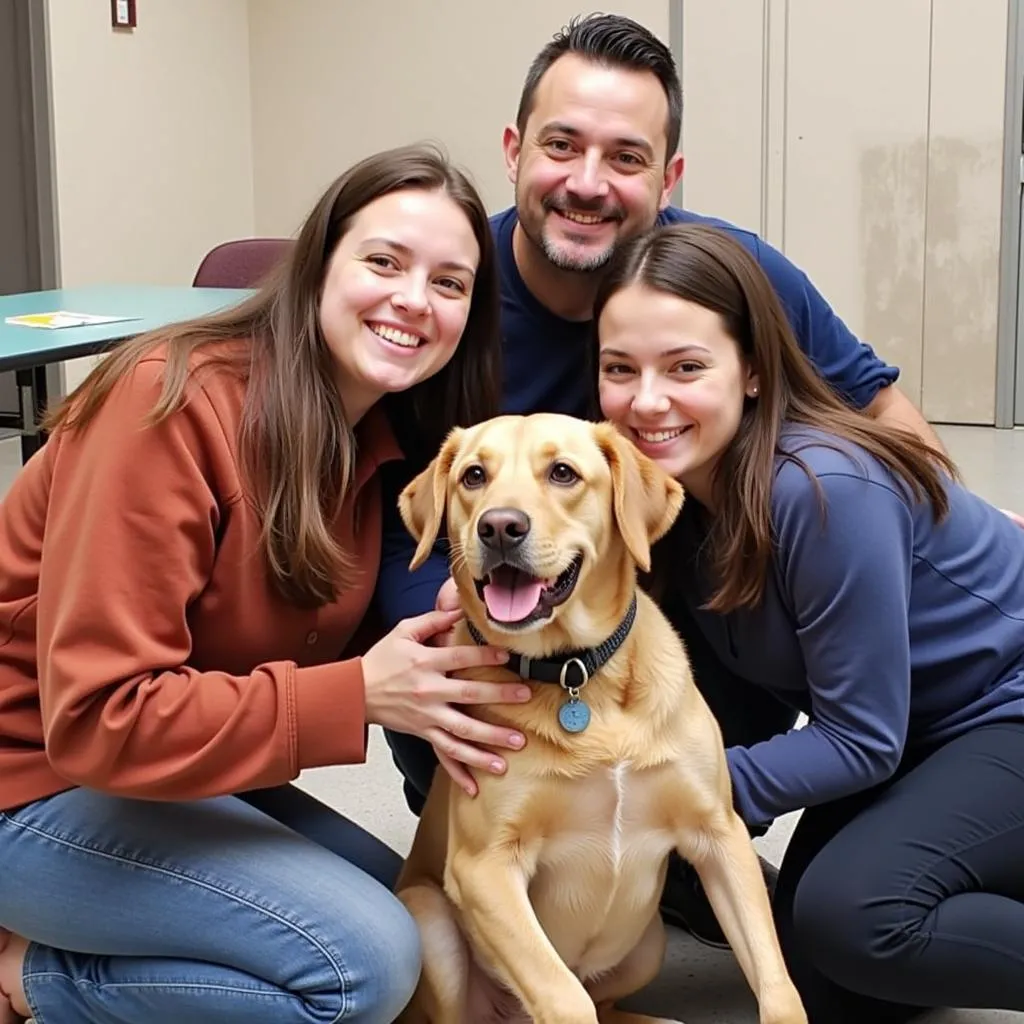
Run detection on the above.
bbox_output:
[362,608,528,796]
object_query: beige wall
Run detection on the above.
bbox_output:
[682,0,1009,425]
[48,0,254,285]
[46,0,255,387]
[247,0,670,233]
[922,0,1007,423]
[679,0,765,235]
[785,0,933,410]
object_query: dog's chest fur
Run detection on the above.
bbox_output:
[520,756,678,979]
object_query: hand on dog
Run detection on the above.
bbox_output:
[362,608,530,796]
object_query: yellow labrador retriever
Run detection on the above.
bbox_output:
[395,413,805,1024]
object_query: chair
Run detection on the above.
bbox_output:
[191,237,293,288]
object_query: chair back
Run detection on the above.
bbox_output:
[192,238,292,288]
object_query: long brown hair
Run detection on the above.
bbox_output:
[45,143,502,607]
[593,223,958,613]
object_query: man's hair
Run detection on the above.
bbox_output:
[515,13,683,158]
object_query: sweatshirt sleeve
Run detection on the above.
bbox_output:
[35,360,367,801]
[726,466,915,828]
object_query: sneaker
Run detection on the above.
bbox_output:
[659,850,779,949]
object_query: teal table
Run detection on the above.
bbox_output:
[0,285,253,463]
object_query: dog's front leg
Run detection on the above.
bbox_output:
[679,810,806,1024]
[447,847,598,1024]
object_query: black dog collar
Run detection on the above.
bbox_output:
[465,594,638,690]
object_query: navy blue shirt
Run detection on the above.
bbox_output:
[674,427,1024,828]
[375,206,900,629]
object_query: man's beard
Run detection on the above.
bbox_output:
[539,232,615,273]
[516,186,625,274]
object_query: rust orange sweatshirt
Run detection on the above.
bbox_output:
[0,351,402,811]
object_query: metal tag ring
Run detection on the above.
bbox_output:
[559,657,589,691]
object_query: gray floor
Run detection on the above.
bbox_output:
[3,424,1022,1022]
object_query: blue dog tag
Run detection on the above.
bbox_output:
[558,697,591,734]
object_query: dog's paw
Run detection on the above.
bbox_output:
[759,990,808,1024]
[534,992,598,1024]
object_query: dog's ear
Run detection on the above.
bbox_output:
[594,422,684,573]
[398,427,465,570]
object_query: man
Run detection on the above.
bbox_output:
[375,12,943,949]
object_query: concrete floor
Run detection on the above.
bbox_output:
[3,423,1023,1022]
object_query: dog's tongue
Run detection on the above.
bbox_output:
[482,567,544,622]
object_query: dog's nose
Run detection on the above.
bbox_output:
[477,507,531,550]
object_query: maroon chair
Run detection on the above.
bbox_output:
[191,237,293,288]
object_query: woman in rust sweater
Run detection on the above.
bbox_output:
[0,144,529,1024]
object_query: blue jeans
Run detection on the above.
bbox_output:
[0,784,421,1023]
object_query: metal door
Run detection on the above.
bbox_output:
[0,0,60,425]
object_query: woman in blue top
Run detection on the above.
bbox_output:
[594,223,1024,1022]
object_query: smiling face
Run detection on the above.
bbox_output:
[504,54,682,274]
[399,414,682,650]
[318,187,481,423]
[597,283,759,507]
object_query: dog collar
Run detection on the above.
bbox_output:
[465,594,638,692]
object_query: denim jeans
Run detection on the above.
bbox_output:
[0,784,421,1023]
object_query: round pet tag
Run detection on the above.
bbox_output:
[558,698,591,734]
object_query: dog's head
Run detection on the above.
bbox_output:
[399,414,683,649]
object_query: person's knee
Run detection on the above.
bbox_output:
[791,854,916,1001]
[304,887,422,1023]
[346,898,422,1023]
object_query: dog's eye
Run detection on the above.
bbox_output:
[549,462,579,486]
[460,465,487,488]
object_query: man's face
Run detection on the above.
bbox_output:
[504,53,683,275]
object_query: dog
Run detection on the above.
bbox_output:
[394,413,806,1024]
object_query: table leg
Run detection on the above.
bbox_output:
[16,365,49,464]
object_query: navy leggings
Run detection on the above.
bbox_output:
[775,719,1024,1021]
